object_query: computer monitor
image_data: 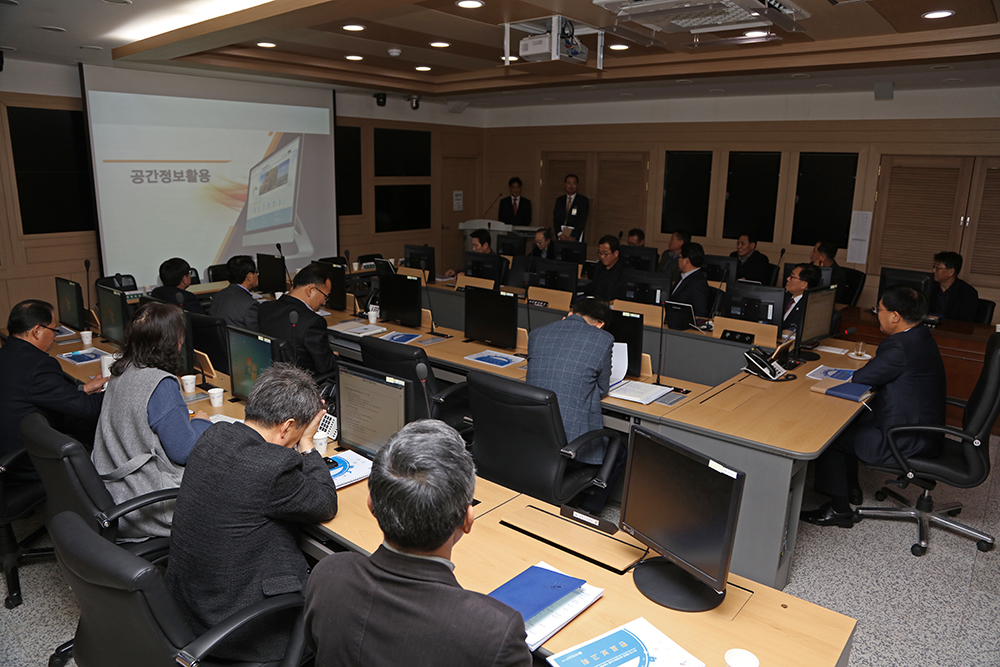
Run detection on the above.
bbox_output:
[619,425,745,612]
[96,285,128,345]
[255,253,288,294]
[312,261,347,311]
[55,277,87,332]
[782,262,832,288]
[178,311,196,376]
[465,251,503,284]
[702,255,737,285]
[227,326,282,400]
[552,240,587,264]
[619,246,658,272]
[243,135,303,247]
[379,273,423,328]
[529,259,578,294]
[336,360,416,459]
[507,255,535,289]
[464,286,518,349]
[622,269,673,305]
[722,283,784,327]
[878,266,935,304]
[373,258,396,278]
[605,309,644,377]
[404,244,436,284]
[664,301,696,330]
[497,234,527,256]
[793,285,837,362]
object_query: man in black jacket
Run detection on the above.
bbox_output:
[150,257,206,314]
[730,233,770,283]
[258,263,335,375]
[670,242,711,317]
[497,176,532,227]
[208,254,260,330]
[929,251,979,322]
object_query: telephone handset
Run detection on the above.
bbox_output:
[744,345,788,381]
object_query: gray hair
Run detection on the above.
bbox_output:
[369,420,476,551]
[244,363,323,428]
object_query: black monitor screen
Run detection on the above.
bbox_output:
[553,241,587,264]
[179,312,196,376]
[96,285,127,344]
[703,255,737,285]
[620,425,745,611]
[783,262,832,288]
[404,244,436,284]
[373,258,396,278]
[337,361,414,458]
[55,277,87,332]
[379,273,423,328]
[619,246,658,272]
[315,262,347,311]
[722,283,784,327]
[498,234,527,256]
[227,326,277,400]
[531,258,578,294]
[622,269,673,305]
[507,255,535,289]
[605,309,644,378]
[465,252,502,283]
[464,286,518,349]
[256,253,288,294]
[878,267,934,304]
[797,285,837,349]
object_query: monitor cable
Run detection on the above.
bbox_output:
[275,243,293,291]
[420,260,450,338]
[709,263,729,318]
[83,259,92,313]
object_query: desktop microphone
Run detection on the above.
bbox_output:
[276,243,293,290]
[655,300,668,387]
[289,311,299,365]
[84,259,92,311]
[415,362,434,418]
[838,326,858,337]
[420,260,448,338]
[618,231,623,239]
[115,272,123,289]
[709,264,730,317]
[481,192,503,219]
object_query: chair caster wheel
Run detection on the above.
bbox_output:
[874,490,887,501]
[947,508,962,517]
[978,540,994,553]
[48,656,68,667]
[911,543,927,557]
[4,595,21,609]
[852,510,862,523]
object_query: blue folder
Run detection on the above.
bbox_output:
[488,566,586,620]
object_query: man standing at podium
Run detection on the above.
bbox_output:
[497,176,531,227]
[554,174,590,242]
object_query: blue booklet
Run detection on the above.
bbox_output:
[488,566,586,620]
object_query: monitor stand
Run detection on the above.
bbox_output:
[632,557,726,612]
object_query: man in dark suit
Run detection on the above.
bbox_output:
[782,263,822,329]
[497,176,532,227]
[587,234,626,301]
[0,300,106,482]
[166,363,338,662]
[208,254,260,330]
[150,257,206,314]
[801,287,945,527]
[446,229,510,288]
[530,227,554,259]
[304,419,531,667]
[657,230,690,286]
[670,241,711,317]
[553,173,590,242]
[730,233,770,283]
[811,241,848,301]
[258,263,335,376]
[929,251,979,322]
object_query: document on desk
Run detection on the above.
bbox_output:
[326,450,372,489]
[379,331,422,344]
[547,617,704,667]
[608,381,672,405]
[805,365,855,381]
[523,562,603,652]
[465,350,523,367]
[209,414,243,424]
[58,347,112,365]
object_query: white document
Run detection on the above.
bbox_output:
[57,347,113,365]
[608,381,672,405]
[611,342,628,384]
[846,211,872,264]
[327,450,373,489]
[464,350,523,368]
[209,414,243,424]
[814,345,849,355]
[524,562,604,652]
[547,617,704,667]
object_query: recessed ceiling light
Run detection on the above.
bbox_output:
[542,97,555,101]
[619,92,635,97]
[430,41,450,48]
[815,83,833,88]
[39,25,67,33]
[415,66,431,71]
[791,73,810,79]
[80,45,104,51]
[0,0,20,6]
[922,10,954,19]
[943,77,964,83]
[744,30,768,38]
[931,64,953,70]
[456,0,484,8]
[709,88,725,93]
[0,45,17,51]
[609,44,629,51]
[345,55,363,61]
[500,56,518,61]
[675,79,693,84]
[342,24,365,31]
[257,42,276,48]
[101,0,132,4]
[501,90,514,95]
[582,85,597,89]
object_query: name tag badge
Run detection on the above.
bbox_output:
[571,207,577,216]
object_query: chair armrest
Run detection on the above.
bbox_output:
[314,368,338,385]
[946,396,968,410]
[431,380,467,405]
[98,488,180,529]
[176,593,305,667]
[0,446,30,473]
[560,429,622,488]
[592,432,622,489]
[885,424,975,476]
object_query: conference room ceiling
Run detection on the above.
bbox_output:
[2,0,999,103]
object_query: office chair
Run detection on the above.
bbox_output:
[767,263,780,287]
[95,274,137,291]
[838,267,866,307]
[317,256,348,268]
[359,337,472,439]
[48,511,307,667]
[187,312,230,375]
[206,264,228,283]
[356,253,383,266]
[187,268,201,285]
[465,371,621,507]
[0,447,52,609]
[854,332,1000,556]
[976,299,995,325]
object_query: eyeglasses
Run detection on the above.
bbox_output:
[787,274,804,282]
[313,286,329,301]
[597,250,614,258]
[931,264,949,272]
[40,325,60,334]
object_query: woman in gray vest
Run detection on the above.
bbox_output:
[91,302,212,538]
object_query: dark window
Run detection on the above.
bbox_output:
[662,151,712,236]
[723,151,781,242]
[374,128,431,177]
[791,152,858,249]
[335,125,362,216]
[7,107,96,234]
[374,185,431,232]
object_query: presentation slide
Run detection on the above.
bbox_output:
[82,65,337,288]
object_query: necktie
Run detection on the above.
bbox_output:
[565,196,572,223]
[512,197,518,215]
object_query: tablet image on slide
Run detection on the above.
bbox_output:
[242,135,312,254]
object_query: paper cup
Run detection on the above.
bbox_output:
[208,387,224,407]
[725,648,760,667]
[181,374,197,393]
[80,331,93,346]
[100,354,114,378]
[312,431,329,456]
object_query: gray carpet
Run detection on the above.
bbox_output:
[3,437,999,666]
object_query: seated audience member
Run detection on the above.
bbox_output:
[258,263,335,376]
[526,298,624,513]
[627,228,645,247]
[167,363,338,663]
[929,251,979,322]
[531,227,554,259]
[729,233,770,284]
[670,242,711,318]
[783,263,821,328]
[801,287,945,526]
[588,234,626,301]
[150,257,207,314]
[657,230,690,285]
[305,419,532,667]
[91,302,211,538]
[810,241,847,298]
[0,300,106,483]
[445,229,509,286]
[497,176,532,227]
[208,254,260,330]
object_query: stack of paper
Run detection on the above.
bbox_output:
[547,617,704,667]
[58,348,112,365]
[327,450,373,489]
[608,381,672,405]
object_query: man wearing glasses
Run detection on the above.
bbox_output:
[0,300,107,483]
[258,263,335,376]
[588,234,626,301]
[783,263,822,329]
[929,251,979,322]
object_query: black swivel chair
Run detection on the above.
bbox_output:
[465,371,621,507]
[206,264,228,283]
[187,268,201,285]
[48,511,307,667]
[976,299,996,325]
[317,256,348,268]
[356,253,383,267]
[838,267,866,307]
[359,337,472,439]
[767,263,780,287]
[188,312,230,375]
[96,274,137,291]
[0,448,51,608]
[854,332,1000,556]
